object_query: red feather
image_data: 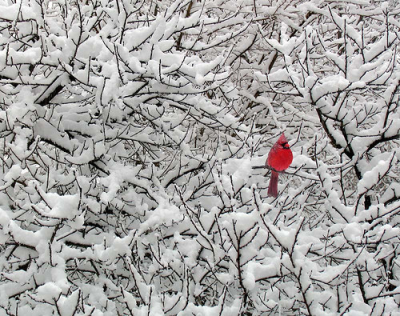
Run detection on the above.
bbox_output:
[266,133,293,197]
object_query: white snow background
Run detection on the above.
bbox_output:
[0,0,399,315]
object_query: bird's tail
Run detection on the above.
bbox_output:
[268,171,279,197]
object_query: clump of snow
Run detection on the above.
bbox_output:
[358,158,393,194]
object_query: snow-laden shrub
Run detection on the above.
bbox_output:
[0,0,399,315]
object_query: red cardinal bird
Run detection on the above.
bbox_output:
[266,133,293,197]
